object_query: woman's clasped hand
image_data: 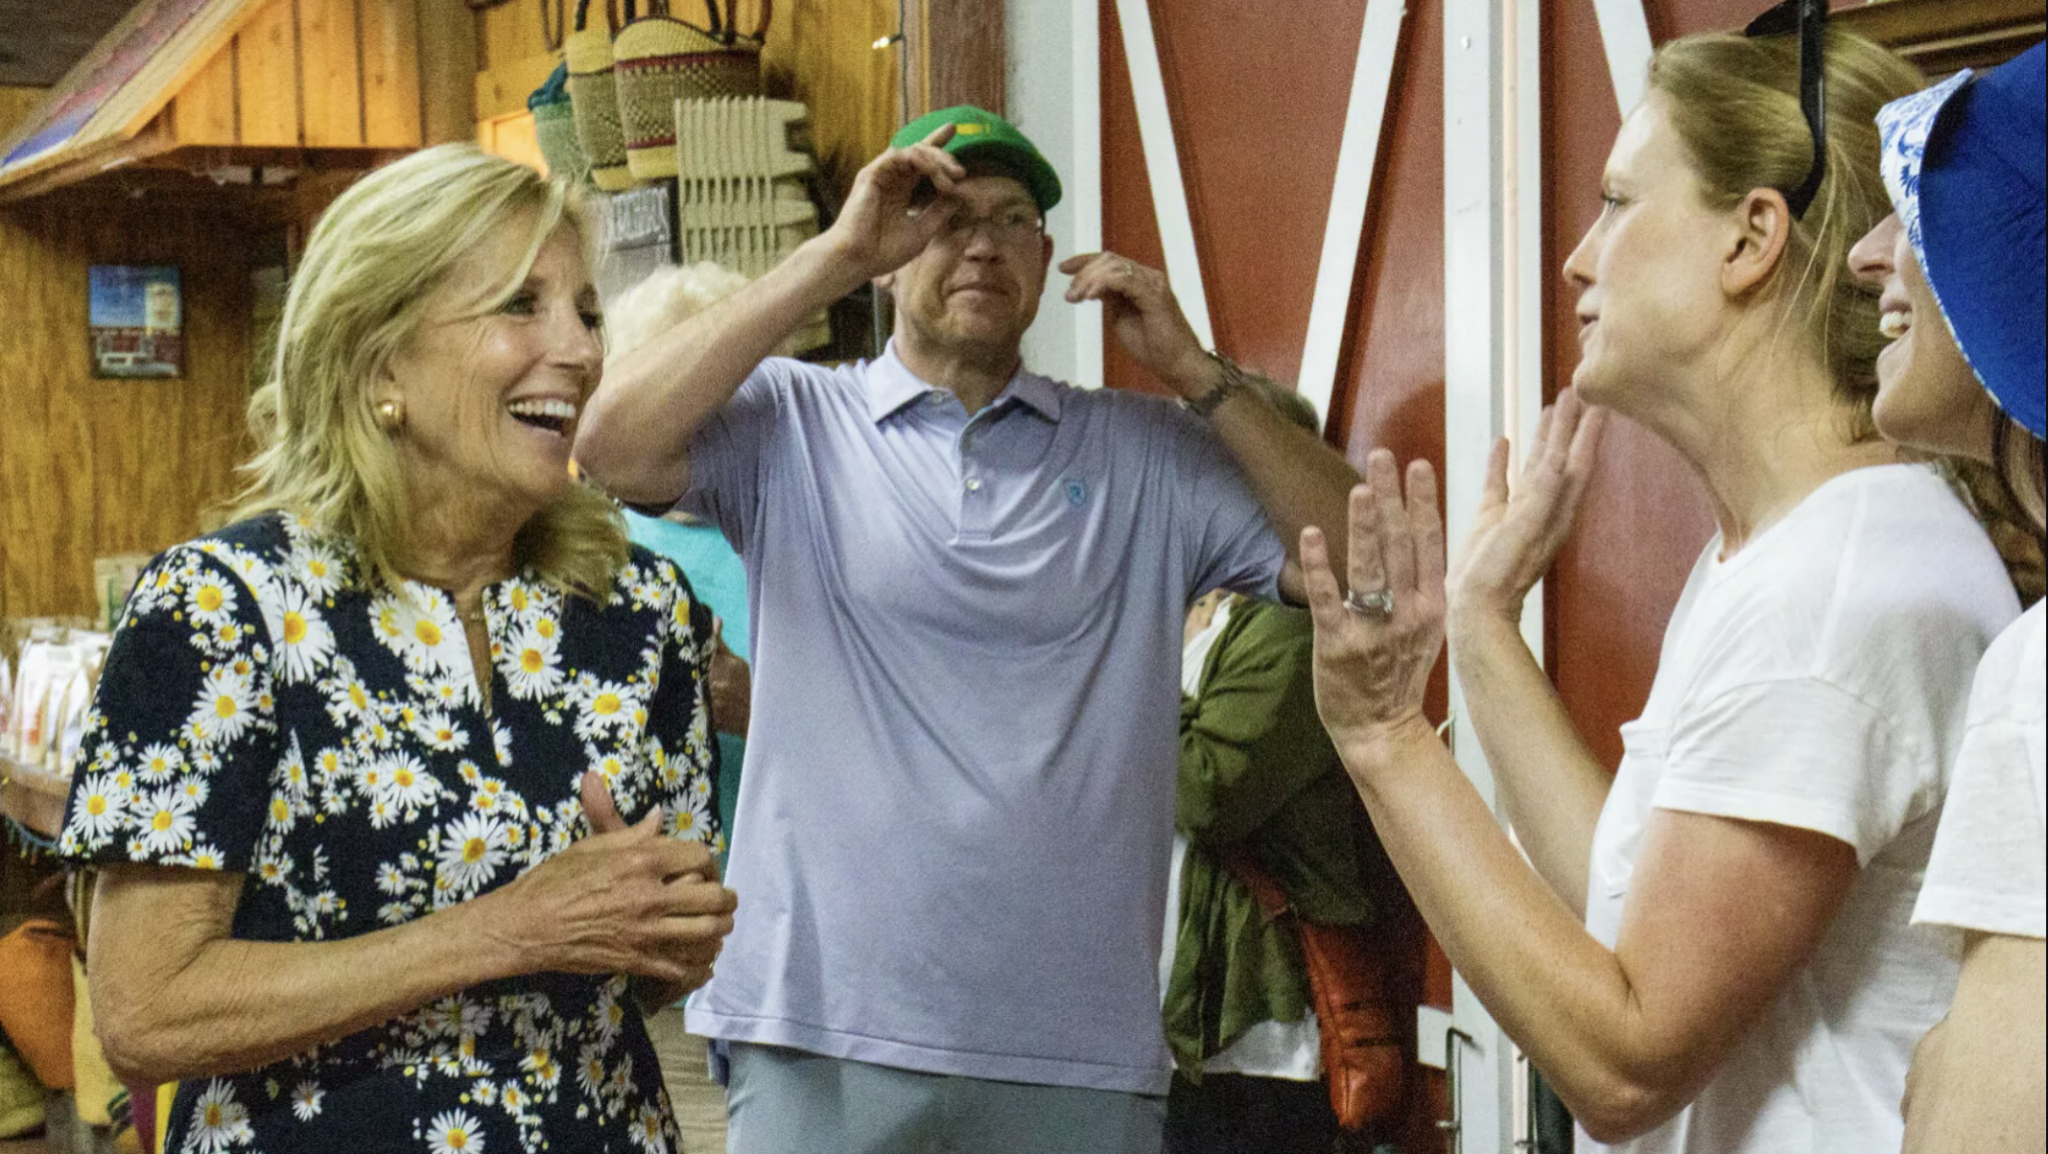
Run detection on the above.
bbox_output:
[495,770,737,992]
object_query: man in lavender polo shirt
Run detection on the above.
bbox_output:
[577,106,1365,1153]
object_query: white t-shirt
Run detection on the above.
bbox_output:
[1582,465,2020,1154]
[1912,600,2048,941]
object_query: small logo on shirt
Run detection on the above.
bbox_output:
[1061,478,1089,507]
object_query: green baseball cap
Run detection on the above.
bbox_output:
[890,105,1063,213]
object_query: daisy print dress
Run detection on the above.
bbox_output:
[59,513,722,1154]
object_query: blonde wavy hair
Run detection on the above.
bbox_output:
[1649,29,1922,436]
[233,144,628,601]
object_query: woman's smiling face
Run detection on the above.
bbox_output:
[379,220,605,520]
[1848,212,1997,461]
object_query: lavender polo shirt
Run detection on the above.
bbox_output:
[679,345,1286,1094]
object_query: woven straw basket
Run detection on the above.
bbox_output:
[529,61,590,184]
[615,0,770,180]
[567,0,636,191]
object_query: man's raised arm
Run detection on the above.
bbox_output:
[1061,251,1361,603]
[575,129,969,508]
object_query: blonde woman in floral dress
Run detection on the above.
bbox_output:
[57,145,736,1154]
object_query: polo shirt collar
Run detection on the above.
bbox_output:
[867,342,1063,424]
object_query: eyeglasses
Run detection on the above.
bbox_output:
[1744,0,1829,220]
[938,206,1046,247]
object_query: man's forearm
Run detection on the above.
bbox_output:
[1182,361,1360,599]
[577,237,867,507]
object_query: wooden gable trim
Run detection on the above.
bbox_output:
[0,0,268,191]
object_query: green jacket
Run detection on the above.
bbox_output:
[1163,596,1384,1074]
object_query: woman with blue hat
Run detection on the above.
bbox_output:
[1848,41,2046,1153]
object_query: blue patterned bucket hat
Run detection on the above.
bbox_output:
[1877,43,2046,439]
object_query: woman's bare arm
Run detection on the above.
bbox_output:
[1301,446,1857,1143]
[574,129,968,507]
[1450,615,1615,915]
[1443,396,1614,911]
[1902,933,2047,1153]
[89,775,734,1085]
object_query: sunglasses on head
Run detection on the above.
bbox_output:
[1744,0,1829,220]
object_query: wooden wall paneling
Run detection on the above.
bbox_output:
[237,0,303,146]
[474,50,560,123]
[0,194,256,619]
[474,0,559,122]
[85,207,255,559]
[916,0,1005,115]
[416,0,478,145]
[361,0,424,147]
[480,111,545,172]
[0,202,97,620]
[774,0,900,201]
[171,43,241,146]
[300,0,366,147]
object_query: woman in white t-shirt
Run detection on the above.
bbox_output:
[1294,17,2023,1154]
[1846,43,2047,1154]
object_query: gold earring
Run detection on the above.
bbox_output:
[375,400,404,433]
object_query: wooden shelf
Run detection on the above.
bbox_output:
[1,755,70,841]
[1837,0,2048,74]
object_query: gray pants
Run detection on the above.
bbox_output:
[725,1043,1166,1154]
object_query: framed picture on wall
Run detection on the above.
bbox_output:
[89,265,183,379]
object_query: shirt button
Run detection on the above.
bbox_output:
[965,477,983,492]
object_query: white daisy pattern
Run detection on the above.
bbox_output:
[58,515,714,1153]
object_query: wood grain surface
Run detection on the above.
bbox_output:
[236,0,302,146]
[299,0,366,147]
[171,44,240,146]
[0,190,254,621]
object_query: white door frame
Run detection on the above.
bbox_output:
[1009,0,1105,388]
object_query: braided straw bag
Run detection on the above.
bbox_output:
[615,0,770,181]
[529,61,589,184]
[567,0,636,191]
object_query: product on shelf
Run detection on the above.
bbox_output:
[3,625,112,780]
[92,553,154,632]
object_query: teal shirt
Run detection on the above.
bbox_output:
[625,510,747,858]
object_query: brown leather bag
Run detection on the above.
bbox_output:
[1215,844,1406,1131]
[0,918,76,1091]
